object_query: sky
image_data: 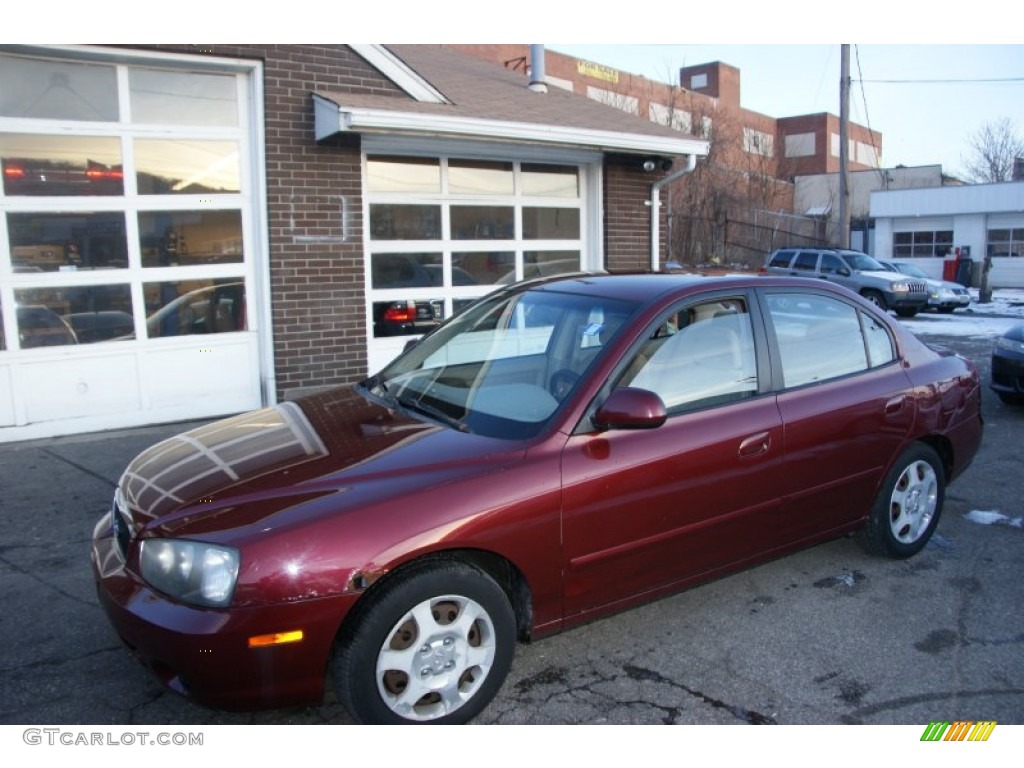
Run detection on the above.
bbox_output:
[10,2,1023,181]
[550,44,1024,179]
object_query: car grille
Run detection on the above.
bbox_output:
[111,493,133,561]
[908,281,928,295]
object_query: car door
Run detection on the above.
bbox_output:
[560,294,785,617]
[761,289,916,543]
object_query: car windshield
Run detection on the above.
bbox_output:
[840,251,886,272]
[363,286,640,439]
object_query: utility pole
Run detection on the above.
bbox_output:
[838,44,851,249]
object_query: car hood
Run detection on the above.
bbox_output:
[860,269,910,283]
[118,386,527,532]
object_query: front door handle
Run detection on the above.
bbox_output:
[738,431,771,458]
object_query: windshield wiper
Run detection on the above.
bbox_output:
[395,394,469,433]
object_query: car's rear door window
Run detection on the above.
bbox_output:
[792,252,818,272]
[765,293,894,387]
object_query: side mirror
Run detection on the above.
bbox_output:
[593,387,667,431]
[838,267,851,277]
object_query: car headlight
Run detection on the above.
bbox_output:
[995,336,1024,355]
[890,282,910,293]
[139,539,239,607]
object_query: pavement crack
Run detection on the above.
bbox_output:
[0,552,97,608]
[41,447,118,490]
[622,664,777,724]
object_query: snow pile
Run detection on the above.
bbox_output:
[964,510,1023,528]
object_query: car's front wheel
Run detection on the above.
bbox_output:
[862,289,888,310]
[333,560,516,724]
[856,443,945,559]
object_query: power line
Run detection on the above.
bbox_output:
[856,77,1024,84]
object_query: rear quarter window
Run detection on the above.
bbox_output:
[768,250,795,268]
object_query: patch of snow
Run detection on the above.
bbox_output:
[898,288,1024,338]
[965,510,1023,528]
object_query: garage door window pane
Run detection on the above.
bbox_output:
[130,69,238,127]
[524,250,581,280]
[451,206,514,239]
[0,55,118,121]
[14,284,133,347]
[370,204,441,240]
[371,253,443,289]
[453,251,514,285]
[449,160,513,195]
[8,212,128,272]
[139,210,243,267]
[1,134,123,196]
[521,164,578,197]
[144,280,246,338]
[523,207,579,239]
[135,139,241,194]
[367,156,440,193]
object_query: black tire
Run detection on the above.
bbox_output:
[856,443,945,559]
[333,560,515,724]
[862,290,887,311]
[996,391,1024,406]
[895,307,919,318]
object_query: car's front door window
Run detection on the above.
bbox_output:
[617,298,758,413]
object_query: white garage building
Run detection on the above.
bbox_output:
[871,181,1024,288]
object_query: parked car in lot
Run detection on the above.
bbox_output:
[877,259,971,313]
[762,247,929,317]
[990,323,1024,404]
[92,273,983,724]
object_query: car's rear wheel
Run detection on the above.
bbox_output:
[856,443,944,559]
[333,560,515,724]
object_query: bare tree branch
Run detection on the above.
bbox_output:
[961,117,1024,183]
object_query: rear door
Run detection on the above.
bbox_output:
[761,289,915,542]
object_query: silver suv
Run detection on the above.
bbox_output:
[762,247,929,318]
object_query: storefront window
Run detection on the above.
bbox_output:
[129,69,238,127]
[893,230,953,258]
[7,212,128,272]
[144,279,246,338]
[135,139,241,195]
[14,284,133,348]
[523,207,580,239]
[0,54,118,121]
[451,206,514,239]
[139,210,243,267]
[449,160,513,195]
[0,134,122,196]
[370,204,442,240]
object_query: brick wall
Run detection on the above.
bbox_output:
[605,154,662,272]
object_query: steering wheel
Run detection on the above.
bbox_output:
[549,369,580,401]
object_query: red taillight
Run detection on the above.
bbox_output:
[382,301,417,323]
[86,167,123,180]
[3,165,26,179]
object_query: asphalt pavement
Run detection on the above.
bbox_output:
[0,332,1021,726]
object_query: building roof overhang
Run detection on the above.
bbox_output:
[314,93,709,157]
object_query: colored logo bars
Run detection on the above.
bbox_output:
[921,721,997,742]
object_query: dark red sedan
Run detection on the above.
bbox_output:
[92,274,983,724]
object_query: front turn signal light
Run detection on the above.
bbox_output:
[248,630,304,648]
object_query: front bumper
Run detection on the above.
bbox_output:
[91,512,358,711]
[991,350,1024,399]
